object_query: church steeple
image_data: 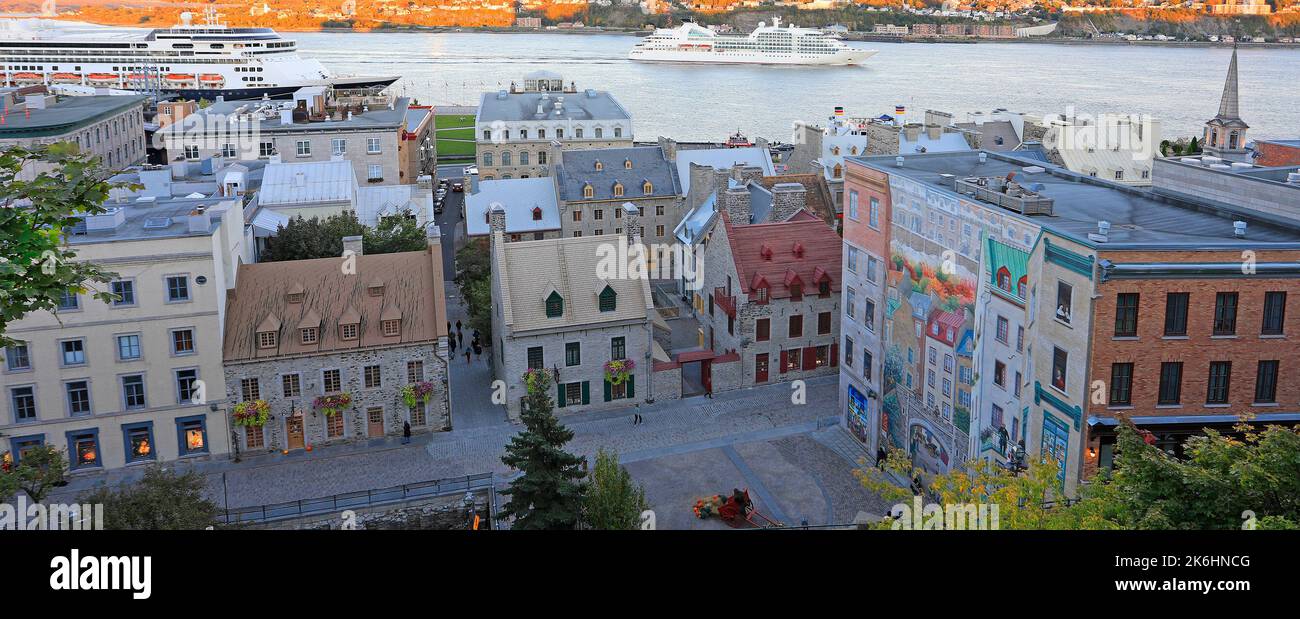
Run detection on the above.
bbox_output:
[1203,46,1249,161]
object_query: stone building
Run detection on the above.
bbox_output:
[465,177,562,242]
[0,88,148,179]
[490,216,655,420]
[553,145,683,249]
[475,71,634,180]
[221,238,450,455]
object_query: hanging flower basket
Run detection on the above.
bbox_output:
[400,381,435,408]
[232,400,271,427]
[313,393,353,417]
[604,359,635,386]
[522,367,553,394]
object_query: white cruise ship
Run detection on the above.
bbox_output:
[0,10,397,99]
[629,18,876,66]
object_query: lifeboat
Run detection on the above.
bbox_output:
[12,72,42,84]
[165,73,196,83]
[87,73,120,84]
[199,74,225,87]
[51,72,81,83]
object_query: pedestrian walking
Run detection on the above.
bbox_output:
[402,421,412,445]
[876,447,887,470]
[473,342,482,359]
[456,320,462,332]
[465,349,472,364]
[449,337,457,356]
[457,331,463,346]
[446,321,452,335]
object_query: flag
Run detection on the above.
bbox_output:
[834,106,845,116]
[895,105,906,115]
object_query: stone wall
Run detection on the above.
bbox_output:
[239,490,492,530]
[711,357,744,393]
[497,322,652,420]
[651,365,682,402]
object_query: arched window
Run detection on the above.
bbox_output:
[594,160,603,171]
[850,146,858,155]
[595,127,604,139]
[833,164,842,178]
[583,184,594,199]
[624,159,633,169]
[501,151,512,166]
[996,267,1012,292]
[613,182,624,198]
[532,207,543,221]
[643,181,653,194]
[1016,276,1028,298]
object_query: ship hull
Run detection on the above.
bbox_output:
[629,48,877,66]
[160,76,399,100]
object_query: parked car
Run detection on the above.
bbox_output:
[452,181,464,192]
[462,165,479,176]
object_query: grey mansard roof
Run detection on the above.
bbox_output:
[477,88,631,124]
[554,146,681,202]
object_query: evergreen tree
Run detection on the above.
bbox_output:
[499,369,587,529]
[79,465,218,530]
[583,448,649,530]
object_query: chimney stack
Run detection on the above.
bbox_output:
[488,202,507,237]
[622,202,641,244]
[770,183,808,222]
[187,206,211,233]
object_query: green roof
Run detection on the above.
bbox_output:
[986,237,1029,298]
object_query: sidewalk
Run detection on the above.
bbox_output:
[444,282,509,429]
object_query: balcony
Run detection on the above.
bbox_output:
[713,287,736,318]
[955,177,1054,216]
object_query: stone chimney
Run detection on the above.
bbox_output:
[770,183,808,222]
[687,162,715,210]
[342,235,364,256]
[903,123,923,143]
[925,123,942,141]
[550,141,564,167]
[723,183,752,226]
[622,202,641,244]
[657,136,677,162]
[488,202,507,237]
[735,165,764,185]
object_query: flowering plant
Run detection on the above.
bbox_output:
[232,400,271,427]
[313,393,353,417]
[522,367,553,394]
[604,359,635,386]
[400,381,435,408]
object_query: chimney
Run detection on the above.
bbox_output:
[903,123,922,143]
[770,183,807,221]
[550,141,564,166]
[925,123,942,141]
[188,206,212,233]
[724,184,751,226]
[342,235,364,256]
[687,162,714,210]
[622,202,641,244]
[488,202,507,236]
[657,136,678,161]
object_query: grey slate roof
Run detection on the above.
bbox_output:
[555,146,681,202]
[477,89,631,123]
[0,94,148,138]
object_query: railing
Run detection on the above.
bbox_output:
[218,472,494,525]
[955,178,1054,215]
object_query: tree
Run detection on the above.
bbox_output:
[454,239,493,337]
[0,144,122,347]
[498,369,587,529]
[363,213,429,255]
[260,211,427,262]
[583,448,648,530]
[0,445,69,503]
[79,465,218,530]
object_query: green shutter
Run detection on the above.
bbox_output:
[603,378,612,402]
[581,381,591,405]
[557,383,566,408]
[627,375,635,399]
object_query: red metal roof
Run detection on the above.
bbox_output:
[926,309,966,347]
[723,210,842,302]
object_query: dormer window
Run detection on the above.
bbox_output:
[832,146,840,156]
[756,286,768,303]
[612,182,624,198]
[546,291,564,318]
[818,280,831,298]
[381,320,401,337]
[996,267,1012,292]
[368,280,385,297]
[583,183,594,199]
[792,242,804,258]
[340,323,358,340]
[789,283,803,301]
[300,327,318,345]
[257,331,277,349]
[598,286,617,312]
[286,283,305,304]
[624,158,633,169]
[532,207,543,221]
[642,180,653,194]
[594,160,603,171]
[760,244,773,261]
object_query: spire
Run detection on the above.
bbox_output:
[1215,46,1242,123]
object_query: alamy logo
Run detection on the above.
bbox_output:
[49,549,152,600]
[1,496,103,530]
[889,496,1000,530]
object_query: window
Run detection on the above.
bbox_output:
[996,316,1009,343]
[1164,292,1189,336]
[847,247,858,273]
[611,337,626,361]
[527,347,544,370]
[867,257,878,284]
[1055,281,1072,324]
[296,140,311,157]
[756,318,770,342]
[257,331,277,349]
[1113,293,1139,337]
[1255,360,1279,404]
[1109,363,1133,405]
[11,386,36,421]
[566,382,584,405]
[364,365,382,389]
[520,151,529,165]
[1016,326,1024,353]
[545,291,564,318]
[184,145,199,159]
[282,373,301,398]
[656,224,665,237]
[259,141,275,157]
[340,323,359,341]
[240,377,260,402]
[407,360,424,383]
[613,183,624,197]
[65,380,91,416]
[1213,292,1238,336]
[332,138,346,156]
[222,143,237,158]
[784,350,801,372]
[5,343,31,371]
[112,279,136,306]
[789,283,802,301]
[300,327,318,345]
[562,342,582,367]
[847,190,859,220]
[815,345,830,368]
[1207,361,1231,404]
[864,351,873,381]
[171,329,195,355]
[122,422,154,462]
[844,336,854,367]
[818,312,831,335]
[61,339,86,366]
[58,289,79,311]
[176,369,199,403]
[1262,291,1286,335]
[368,164,383,181]
[323,369,342,393]
[1158,362,1183,405]
[869,197,880,228]
[382,320,401,337]
[819,281,831,298]
[1051,347,1068,391]
[789,315,803,338]
[68,430,100,469]
[122,375,146,409]
[595,128,603,138]
[994,360,1006,387]
[845,288,856,320]
[177,416,207,455]
[367,137,381,154]
[162,275,191,303]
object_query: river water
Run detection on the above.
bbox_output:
[294,30,1300,142]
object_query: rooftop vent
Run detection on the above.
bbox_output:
[1234,221,1247,238]
[1088,220,1110,243]
[1021,165,1045,174]
[895,156,904,167]
[978,152,988,164]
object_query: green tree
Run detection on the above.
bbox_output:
[454,239,493,337]
[499,370,587,530]
[0,144,122,347]
[260,211,427,262]
[583,448,648,530]
[0,445,69,502]
[79,465,218,530]
[362,213,428,255]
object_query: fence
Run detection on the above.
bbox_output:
[219,472,495,525]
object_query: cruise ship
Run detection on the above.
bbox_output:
[629,18,876,66]
[0,10,398,99]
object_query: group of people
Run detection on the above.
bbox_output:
[447,320,483,364]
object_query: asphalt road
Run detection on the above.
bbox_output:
[433,163,471,283]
